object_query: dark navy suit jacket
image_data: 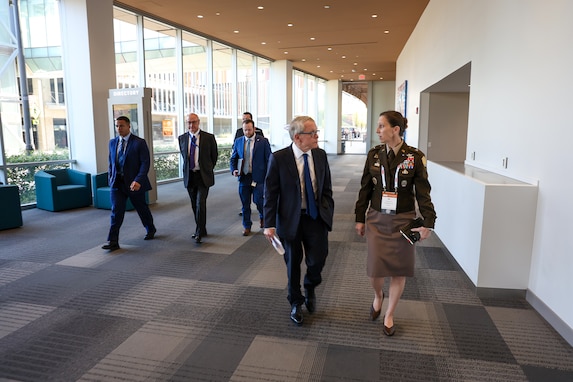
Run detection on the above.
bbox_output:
[108,134,152,192]
[178,130,218,188]
[230,135,272,184]
[263,145,334,241]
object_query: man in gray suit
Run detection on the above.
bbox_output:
[263,116,334,326]
[178,113,218,243]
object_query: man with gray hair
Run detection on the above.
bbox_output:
[263,116,334,326]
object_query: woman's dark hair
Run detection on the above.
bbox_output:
[380,111,408,136]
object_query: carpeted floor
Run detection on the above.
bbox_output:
[1,154,572,381]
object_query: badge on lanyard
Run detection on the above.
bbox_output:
[381,191,397,214]
[380,160,399,214]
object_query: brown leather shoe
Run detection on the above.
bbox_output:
[242,228,251,236]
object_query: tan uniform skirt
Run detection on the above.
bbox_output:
[366,208,416,277]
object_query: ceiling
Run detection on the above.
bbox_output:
[116,0,429,82]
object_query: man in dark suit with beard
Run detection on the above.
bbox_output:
[178,113,218,243]
[102,116,156,251]
[263,116,334,326]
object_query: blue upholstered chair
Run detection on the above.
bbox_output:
[34,169,92,211]
[92,172,135,211]
[0,184,23,230]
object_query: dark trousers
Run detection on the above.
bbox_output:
[282,214,329,306]
[187,171,209,236]
[238,173,264,229]
[108,179,154,242]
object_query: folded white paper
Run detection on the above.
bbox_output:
[271,234,285,255]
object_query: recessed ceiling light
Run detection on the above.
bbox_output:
[284,51,288,54]
[287,23,294,27]
[372,14,378,18]
[327,47,332,51]
[324,5,330,9]
[384,30,389,34]
[257,6,264,10]
[261,42,266,45]
[310,37,316,41]
[197,15,204,18]
[341,55,346,59]
[317,65,321,68]
[301,58,306,61]
[233,30,239,33]
[215,12,220,16]
[353,62,358,65]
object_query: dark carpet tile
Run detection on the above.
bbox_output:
[522,365,573,382]
[443,303,517,364]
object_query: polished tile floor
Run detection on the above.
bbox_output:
[1,154,572,381]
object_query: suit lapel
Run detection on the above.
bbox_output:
[311,149,323,194]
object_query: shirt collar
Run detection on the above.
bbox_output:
[291,142,312,159]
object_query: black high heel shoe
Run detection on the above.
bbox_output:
[369,291,384,321]
[383,315,396,336]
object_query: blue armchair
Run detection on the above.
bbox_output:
[0,184,23,230]
[35,169,92,211]
[92,172,135,210]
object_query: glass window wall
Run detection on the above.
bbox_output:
[1,0,70,205]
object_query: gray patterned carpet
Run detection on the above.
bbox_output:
[1,154,572,381]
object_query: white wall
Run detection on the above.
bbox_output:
[398,0,573,341]
[369,81,396,148]
[60,0,116,174]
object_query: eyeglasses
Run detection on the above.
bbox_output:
[298,130,319,137]
[188,120,199,124]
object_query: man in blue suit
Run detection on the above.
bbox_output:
[263,116,334,326]
[102,116,156,251]
[230,119,272,236]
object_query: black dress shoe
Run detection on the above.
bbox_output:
[195,235,202,244]
[290,304,303,326]
[102,242,120,251]
[144,229,156,240]
[305,289,316,314]
[383,315,396,336]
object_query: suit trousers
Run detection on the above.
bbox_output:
[187,171,209,236]
[108,178,154,242]
[282,213,329,306]
[238,173,264,229]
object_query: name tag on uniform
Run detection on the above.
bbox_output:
[381,191,397,214]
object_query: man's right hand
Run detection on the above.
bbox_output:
[264,227,275,242]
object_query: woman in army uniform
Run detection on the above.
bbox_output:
[355,110,436,336]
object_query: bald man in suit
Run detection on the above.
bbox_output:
[178,113,218,243]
